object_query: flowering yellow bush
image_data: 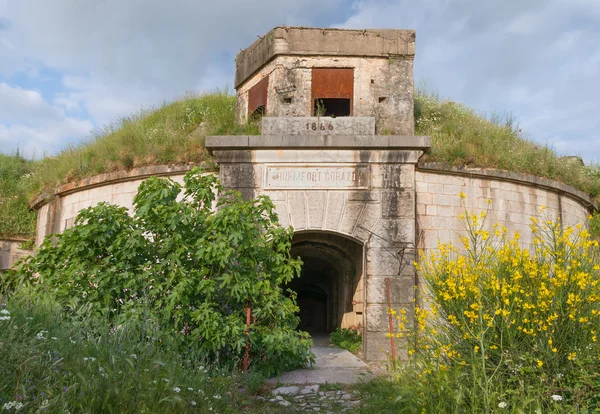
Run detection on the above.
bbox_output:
[391,202,600,412]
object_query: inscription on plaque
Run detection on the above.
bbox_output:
[266,166,369,189]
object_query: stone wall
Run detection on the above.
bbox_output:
[416,165,594,255]
[0,238,32,271]
[235,55,414,136]
[32,165,199,246]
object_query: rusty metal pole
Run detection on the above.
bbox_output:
[385,278,397,361]
[242,305,252,373]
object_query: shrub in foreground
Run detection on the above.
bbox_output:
[330,327,362,354]
[7,168,312,376]
[390,202,600,412]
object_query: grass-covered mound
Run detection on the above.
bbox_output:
[415,91,600,199]
[3,89,599,240]
[0,154,36,238]
[27,90,258,200]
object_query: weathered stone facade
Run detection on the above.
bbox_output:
[234,27,415,136]
[206,125,430,360]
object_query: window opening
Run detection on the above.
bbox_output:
[313,98,351,117]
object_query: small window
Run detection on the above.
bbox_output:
[248,77,268,117]
[311,68,354,116]
[314,98,351,117]
[249,105,265,120]
[283,97,293,104]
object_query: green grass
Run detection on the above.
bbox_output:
[415,90,600,199]
[0,289,302,413]
[26,90,258,200]
[0,154,37,238]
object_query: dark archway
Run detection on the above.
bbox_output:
[288,232,364,335]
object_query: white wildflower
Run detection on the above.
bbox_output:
[2,401,24,411]
[213,394,221,399]
[0,309,9,314]
[0,316,10,321]
[498,402,507,408]
[191,401,197,406]
[188,387,194,391]
[551,395,563,401]
[36,330,47,340]
[173,387,181,393]
[51,337,58,340]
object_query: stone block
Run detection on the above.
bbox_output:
[366,247,415,276]
[273,202,291,228]
[219,164,261,188]
[339,202,364,235]
[370,218,416,248]
[287,192,307,230]
[263,191,287,201]
[437,206,455,217]
[366,303,413,332]
[371,164,414,189]
[381,190,415,218]
[364,331,408,361]
[307,192,327,228]
[367,276,415,304]
[443,184,461,196]
[433,193,450,206]
[428,183,443,194]
[425,205,436,216]
[354,203,380,241]
[261,117,376,135]
[325,192,345,231]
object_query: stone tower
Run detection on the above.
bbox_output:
[206,26,430,361]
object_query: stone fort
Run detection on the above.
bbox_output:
[30,27,595,361]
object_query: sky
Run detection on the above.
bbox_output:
[1,0,599,163]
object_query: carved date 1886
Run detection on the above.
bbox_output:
[306,122,334,131]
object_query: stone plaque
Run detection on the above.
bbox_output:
[261,117,375,136]
[266,165,370,189]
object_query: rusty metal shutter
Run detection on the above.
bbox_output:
[248,76,269,116]
[311,68,354,113]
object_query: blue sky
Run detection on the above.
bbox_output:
[1,0,599,163]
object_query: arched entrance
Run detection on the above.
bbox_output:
[288,232,364,336]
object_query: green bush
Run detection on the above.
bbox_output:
[389,204,600,412]
[330,328,362,354]
[9,168,313,376]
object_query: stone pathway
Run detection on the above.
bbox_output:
[268,335,372,385]
[261,384,361,412]
[260,335,374,411]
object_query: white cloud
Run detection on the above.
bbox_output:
[0,83,93,156]
[339,0,600,163]
[0,0,599,164]
[0,82,63,125]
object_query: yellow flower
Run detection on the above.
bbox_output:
[568,352,577,361]
[474,346,479,353]
[537,360,543,368]
[459,191,467,199]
